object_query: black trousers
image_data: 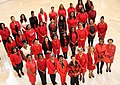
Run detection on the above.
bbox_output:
[70,76,79,85]
[71,47,76,56]
[38,70,47,85]
[2,40,7,51]
[97,61,104,71]
[50,74,56,85]
[13,61,23,74]
[63,52,67,59]
[88,35,95,46]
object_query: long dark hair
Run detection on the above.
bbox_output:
[78,0,83,7]
[59,15,66,22]
[11,46,18,54]
[20,14,27,23]
[7,36,13,43]
[60,32,69,46]
[0,23,5,30]
[69,27,78,41]
[70,12,76,19]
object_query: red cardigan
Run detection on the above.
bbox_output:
[38,12,47,22]
[58,9,66,17]
[37,58,47,71]
[0,27,10,40]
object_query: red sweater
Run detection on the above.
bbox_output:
[88,10,96,19]
[38,12,47,22]
[0,27,10,40]
[67,7,75,17]
[76,12,88,23]
[58,9,66,17]
[37,58,47,71]
[16,34,26,47]
[49,11,57,22]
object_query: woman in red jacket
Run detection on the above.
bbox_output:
[0,23,10,49]
[31,39,42,60]
[106,39,116,72]
[25,24,36,46]
[6,36,16,57]
[37,53,47,85]
[38,8,47,24]
[67,12,78,31]
[37,21,47,44]
[10,16,21,40]
[76,0,84,14]
[88,6,96,22]
[76,7,88,28]
[47,53,58,85]
[97,16,108,39]
[26,54,36,85]
[67,3,75,18]
[49,6,57,23]
[87,46,99,78]
[58,4,66,18]
[76,48,88,83]
[57,55,68,85]
[10,47,24,78]
[86,19,97,46]
[77,23,88,51]
[16,30,26,49]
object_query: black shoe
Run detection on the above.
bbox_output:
[55,82,57,84]
[65,82,67,85]
[83,48,85,52]
[80,75,82,81]
[97,70,99,74]
[92,75,94,78]
[109,69,111,72]
[82,78,85,83]
[18,73,21,78]
[106,68,108,72]
[21,72,24,75]
[100,70,102,74]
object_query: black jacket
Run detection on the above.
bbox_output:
[42,41,52,54]
[29,16,38,28]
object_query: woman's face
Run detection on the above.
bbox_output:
[89,47,94,53]
[70,12,74,17]
[81,8,84,13]
[90,19,93,24]
[39,55,43,60]
[72,57,76,62]
[28,56,32,61]
[23,43,27,48]
[51,7,54,11]
[45,37,48,42]
[79,23,83,29]
[8,37,12,42]
[108,40,113,44]
[1,24,5,29]
[22,15,25,20]
[63,33,66,37]
[60,16,63,20]
[18,31,22,35]
[54,36,57,40]
[51,19,55,23]
[40,22,43,26]
[99,40,104,45]
[79,1,82,4]
[60,4,64,9]
[34,40,38,45]
[11,17,15,22]
[13,48,17,53]
[28,25,31,30]
[71,27,75,32]
[100,18,104,23]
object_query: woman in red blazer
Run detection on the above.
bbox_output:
[49,6,57,23]
[37,53,47,85]
[76,0,84,14]
[106,39,116,72]
[10,16,21,40]
[47,53,58,85]
[10,47,24,78]
[31,39,42,60]
[38,8,47,24]
[76,48,88,83]
[25,24,36,46]
[57,55,68,85]
[67,3,75,18]
[58,4,66,18]
[6,36,16,57]
[26,54,36,85]
[0,23,10,49]
[16,30,26,49]
[87,46,99,78]
[37,21,47,44]
[97,16,108,39]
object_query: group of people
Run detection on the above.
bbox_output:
[0,0,116,85]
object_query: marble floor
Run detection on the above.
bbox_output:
[0,0,120,85]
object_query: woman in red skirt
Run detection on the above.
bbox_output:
[58,4,66,18]
[26,54,36,85]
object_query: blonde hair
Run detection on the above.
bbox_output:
[88,46,96,54]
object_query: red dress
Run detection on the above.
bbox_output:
[77,28,88,48]
[37,58,46,71]
[38,12,47,23]
[58,9,66,17]
[76,12,88,23]
[106,44,116,63]
[16,34,26,47]
[37,25,47,44]
[52,39,61,55]
[88,10,96,21]
[76,53,88,74]
[31,44,42,60]
[49,11,57,23]
[57,60,68,84]
[97,22,108,38]
[25,29,36,46]
[67,7,75,17]
[26,59,36,84]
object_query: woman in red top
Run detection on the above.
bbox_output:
[37,21,47,44]
[58,4,66,18]
[97,16,108,38]
[49,6,57,23]
[88,6,96,22]
[31,39,42,60]
[6,36,16,57]
[0,23,10,49]
[26,54,36,85]
[37,53,47,85]
[86,19,97,46]
[10,16,21,40]
[16,30,26,49]
[52,34,61,58]
[87,46,99,78]
[76,48,88,83]
[85,0,93,13]
[67,12,78,31]
[10,47,24,78]
[68,27,78,55]
[77,23,88,51]
[67,3,75,17]
[57,55,68,85]
[25,24,36,46]
[76,0,84,14]
[47,53,58,85]
[106,39,116,72]
[76,7,88,28]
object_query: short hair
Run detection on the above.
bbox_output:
[99,38,104,42]
[71,55,75,59]
[100,16,104,19]
[51,6,54,9]
[22,40,27,44]
[33,39,38,43]
[10,16,14,20]
[31,11,34,14]
[70,3,72,5]
[58,55,63,60]
[107,38,114,43]
[26,54,32,58]
[38,53,43,58]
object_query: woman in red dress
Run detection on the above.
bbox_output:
[0,23,10,49]
[42,36,52,59]
[58,4,66,18]
[25,24,36,46]
[31,39,42,60]
[37,21,47,44]
[49,6,57,23]
[67,3,75,18]
[16,30,26,49]
[10,16,21,40]
[106,39,116,72]
[37,53,47,85]
[67,12,78,31]
[76,48,88,83]
[6,36,16,57]
[87,46,99,78]
[88,6,96,22]
[97,16,108,39]
[26,54,36,85]
[76,0,84,14]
